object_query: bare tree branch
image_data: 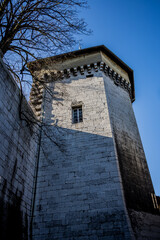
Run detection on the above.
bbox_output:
[0,0,90,154]
[0,0,90,101]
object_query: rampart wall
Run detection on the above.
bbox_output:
[0,56,38,240]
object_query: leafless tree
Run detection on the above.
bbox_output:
[0,0,90,121]
[0,2,90,238]
[0,0,89,87]
[0,0,90,157]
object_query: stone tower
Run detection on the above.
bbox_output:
[28,45,160,240]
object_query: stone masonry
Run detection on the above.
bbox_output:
[28,45,160,239]
[0,56,38,239]
[0,45,160,240]
[31,74,134,240]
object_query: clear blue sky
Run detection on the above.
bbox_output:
[74,0,160,195]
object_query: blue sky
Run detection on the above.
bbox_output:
[74,0,160,195]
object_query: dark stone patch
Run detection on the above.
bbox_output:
[114,129,158,214]
[43,210,130,240]
[0,194,28,240]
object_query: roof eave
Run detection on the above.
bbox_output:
[27,45,135,102]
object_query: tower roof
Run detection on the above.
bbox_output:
[28,45,135,101]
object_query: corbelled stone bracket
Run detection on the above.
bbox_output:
[30,61,132,113]
[58,61,132,99]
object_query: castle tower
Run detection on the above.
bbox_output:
[28,46,160,240]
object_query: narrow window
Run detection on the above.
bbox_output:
[72,106,83,123]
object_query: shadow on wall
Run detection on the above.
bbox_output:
[0,58,37,240]
[33,123,160,239]
[34,126,134,239]
[0,188,28,240]
[0,122,34,240]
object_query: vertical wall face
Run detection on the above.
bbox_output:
[103,73,155,213]
[33,72,134,240]
[1,45,160,240]
[103,73,160,240]
[0,58,37,240]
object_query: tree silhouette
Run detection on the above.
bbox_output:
[0,0,89,86]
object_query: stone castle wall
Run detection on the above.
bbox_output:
[32,70,134,240]
[103,72,160,239]
[129,210,160,240]
[32,61,160,239]
[0,57,38,240]
[103,73,155,212]
[0,48,160,240]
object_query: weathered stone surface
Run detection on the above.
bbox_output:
[32,71,134,239]
[103,73,156,213]
[129,210,160,240]
[1,45,160,240]
[0,57,38,240]
[31,46,160,239]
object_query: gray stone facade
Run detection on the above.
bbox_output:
[0,45,160,240]
[32,72,134,239]
[28,46,160,239]
[103,73,155,212]
[0,57,38,239]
